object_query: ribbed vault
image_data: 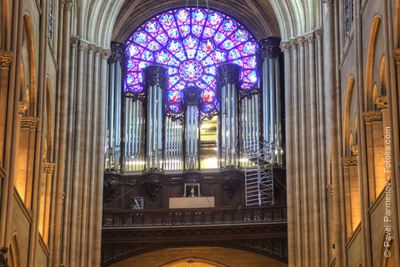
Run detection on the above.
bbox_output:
[72,0,322,47]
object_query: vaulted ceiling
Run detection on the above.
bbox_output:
[111,0,280,42]
[74,0,322,47]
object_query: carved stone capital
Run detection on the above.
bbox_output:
[0,166,5,179]
[393,49,400,65]
[259,37,281,59]
[143,64,168,90]
[61,0,74,10]
[351,144,358,156]
[315,28,324,39]
[326,184,333,195]
[0,51,13,70]
[78,40,89,51]
[342,156,358,167]
[216,63,241,88]
[280,42,291,53]
[297,36,305,47]
[100,49,111,60]
[18,102,28,116]
[42,162,55,174]
[20,117,39,129]
[363,111,382,123]
[183,86,201,107]
[70,36,79,47]
[109,41,126,64]
[304,32,315,43]
[375,96,388,110]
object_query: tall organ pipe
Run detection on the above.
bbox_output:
[143,65,168,171]
[183,86,201,171]
[259,37,284,165]
[217,63,241,169]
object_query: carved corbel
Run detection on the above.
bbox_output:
[220,168,243,198]
[143,174,163,201]
[375,96,388,110]
[0,51,13,70]
[363,111,382,123]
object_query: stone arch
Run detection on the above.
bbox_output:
[379,56,386,96]
[377,228,398,267]
[160,257,229,267]
[373,84,379,110]
[73,0,315,47]
[22,14,37,116]
[343,76,355,155]
[365,16,382,110]
[8,233,22,267]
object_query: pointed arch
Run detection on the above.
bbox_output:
[23,14,37,116]
[365,16,382,111]
[343,76,355,155]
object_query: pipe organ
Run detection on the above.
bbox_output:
[105,39,285,175]
[217,63,241,169]
[260,37,284,165]
[105,42,125,171]
[183,87,201,170]
[142,65,167,171]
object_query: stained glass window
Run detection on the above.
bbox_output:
[49,0,54,40]
[125,8,258,113]
[344,0,354,37]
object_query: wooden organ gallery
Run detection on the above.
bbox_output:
[102,8,287,266]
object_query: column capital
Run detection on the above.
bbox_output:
[375,96,388,110]
[351,144,358,156]
[297,36,305,47]
[100,49,111,59]
[109,41,126,64]
[342,156,358,167]
[60,0,74,10]
[280,42,291,53]
[259,37,281,59]
[326,184,333,195]
[315,28,324,38]
[42,162,55,175]
[20,117,40,129]
[363,111,382,123]
[0,51,13,70]
[393,49,400,64]
[304,32,315,43]
[18,102,28,117]
[70,36,79,47]
[142,64,168,89]
[78,40,89,51]
[216,63,241,88]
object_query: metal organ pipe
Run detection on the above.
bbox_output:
[217,63,241,169]
[143,65,168,171]
[259,37,284,165]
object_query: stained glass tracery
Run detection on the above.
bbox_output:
[125,8,258,113]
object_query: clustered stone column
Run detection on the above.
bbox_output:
[142,65,167,171]
[259,37,283,165]
[281,28,326,267]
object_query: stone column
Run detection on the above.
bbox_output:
[143,65,168,172]
[42,163,55,243]
[52,1,74,265]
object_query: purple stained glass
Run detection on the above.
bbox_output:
[126,8,258,112]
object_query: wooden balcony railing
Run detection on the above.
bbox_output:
[102,206,286,228]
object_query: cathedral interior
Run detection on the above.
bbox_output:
[0,0,399,267]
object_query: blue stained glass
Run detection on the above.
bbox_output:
[167,90,182,103]
[126,8,258,112]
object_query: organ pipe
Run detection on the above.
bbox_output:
[183,87,201,171]
[105,42,125,171]
[259,37,284,165]
[142,65,168,171]
[217,63,241,169]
